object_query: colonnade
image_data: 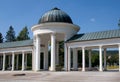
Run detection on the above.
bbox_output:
[34,33,60,71]
[0,51,31,71]
[67,45,120,71]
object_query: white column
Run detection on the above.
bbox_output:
[50,33,56,71]
[44,43,48,70]
[35,35,40,71]
[73,48,78,70]
[16,55,19,70]
[32,50,34,71]
[12,52,15,71]
[64,43,67,71]
[68,47,71,71]
[56,41,59,65]
[104,48,107,70]
[82,47,85,71]
[99,46,103,71]
[119,45,120,71]
[2,53,5,71]
[89,50,92,69]
[22,51,25,71]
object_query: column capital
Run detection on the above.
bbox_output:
[51,33,56,37]
[118,44,120,47]
[3,52,5,54]
[12,51,15,54]
[99,45,103,48]
[51,32,56,34]
[82,46,85,49]
[36,34,40,37]
[22,51,25,54]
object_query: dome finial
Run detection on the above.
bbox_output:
[52,7,60,10]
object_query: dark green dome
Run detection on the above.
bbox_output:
[38,8,73,24]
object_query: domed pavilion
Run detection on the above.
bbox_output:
[31,7,79,71]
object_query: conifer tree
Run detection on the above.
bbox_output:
[17,26,30,41]
[118,19,120,29]
[5,26,16,42]
[0,32,3,43]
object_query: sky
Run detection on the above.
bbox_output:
[0,0,120,39]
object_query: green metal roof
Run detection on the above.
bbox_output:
[0,39,33,49]
[67,29,120,42]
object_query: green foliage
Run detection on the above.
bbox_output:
[107,51,119,65]
[5,26,16,42]
[17,26,30,41]
[59,41,64,66]
[91,51,99,67]
[118,19,120,29]
[0,32,4,43]
[77,50,90,67]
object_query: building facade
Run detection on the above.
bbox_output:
[0,8,120,72]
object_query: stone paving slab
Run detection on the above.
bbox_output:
[0,71,120,82]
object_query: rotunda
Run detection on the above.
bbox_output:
[31,7,80,71]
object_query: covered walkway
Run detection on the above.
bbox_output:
[65,30,120,72]
[0,40,33,71]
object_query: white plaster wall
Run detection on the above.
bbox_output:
[31,23,80,40]
[0,46,33,53]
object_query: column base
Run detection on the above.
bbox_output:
[49,68,56,71]
[99,69,103,72]
[82,69,85,72]
[2,69,5,71]
[50,70,56,72]
[21,69,25,71]
[49,66,56,71]
[11,69,14,71]
[34,70,40,72]
[82,70,85,72]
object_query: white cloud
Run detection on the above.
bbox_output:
[90,18,95,22]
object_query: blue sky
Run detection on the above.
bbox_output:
[0,0,120,38]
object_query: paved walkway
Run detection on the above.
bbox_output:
[0,71,120,82]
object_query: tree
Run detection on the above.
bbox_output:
[0,32,4,43]
[17,26,30,41]
[5,26,16,42]
[118,19,120,29]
